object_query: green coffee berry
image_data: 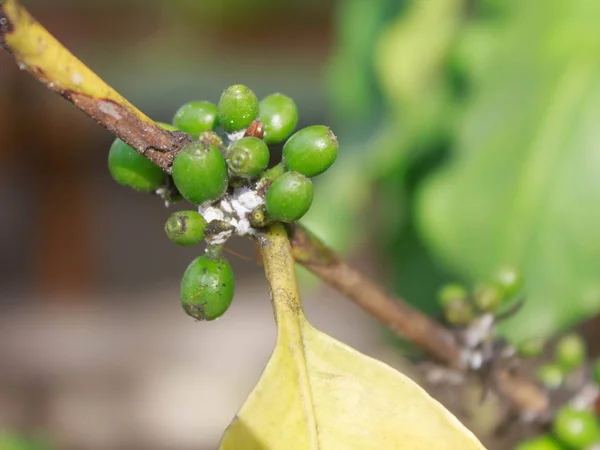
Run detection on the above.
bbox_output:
[165,210,207,246]
[180,255,235,321]
[265,171,313,223]
[226,137,270,177]
[218,84,259,132]
[553,407,600,449]
[108,138,166,192]
[171,142,229,205]
[514,435,564,450]
[443,298,473,327]
[282,125,338,177]
[555,333,586,372]
[494,265,522,297]
[173,101,218,137]
[259,93,298,144]
[437,283,468,307]
[535,363,564,390]
[517,337,546,358]
[473,283,502,312]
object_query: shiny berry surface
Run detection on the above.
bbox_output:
[283,125,338,177]
[218,84,259,132]
[180,255,235,321]
[259,93,298,145]
[171,142,229,205]
[266,171,314,222]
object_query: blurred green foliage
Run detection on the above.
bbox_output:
[0,432,51,450]
[319,0,600,340]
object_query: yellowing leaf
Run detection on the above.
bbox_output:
[220,224,485,450]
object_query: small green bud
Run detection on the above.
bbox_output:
[218,84,259,132]
[259,93,298,144]
[555,333,586,372]
[517,337,546,358]
[250,204,270,228]
[494,265,522,297]
[226,137,270,177]
[473,283,502,313]
[180,255,235,321]
[265,171,314,223]
[173,101,218,137]
[553,407,600,449]
[165,210,207,246]
[437,283,468,307]
[535,363,564,390]
[282,125,339,177]
[171,142,229,205]
[443,299,473,327]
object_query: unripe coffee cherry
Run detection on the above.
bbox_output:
[173,101,218,137]
[473,283,502,312]
[514,435,564,450]
[437,283,468,307]
[226,137,270,177]
[108,138,166,192]
[535,363,564,390]
[494,265,522,297]
[259,93,298,144]
[265,171,313,223]
[443,299,473,327]
[553,407,600,449]
[517,337,545,358]
[555,333,586,372]
[165,210,207,246]
[283,125,338,177]
[218,84,259,132]
[172,142,229,205]
[180,255,235,321]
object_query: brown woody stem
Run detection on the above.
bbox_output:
[0,0,192,172]
[290,224,549,415]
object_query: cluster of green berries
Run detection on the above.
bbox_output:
[516,404,600,449]
[515,333,600,449]
[437,265,522,326]
[107,84,338,322]
[518,333,588,391]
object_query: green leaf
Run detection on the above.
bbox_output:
[220,225,485,449]
[374,0,463,110]
[416,0,600,341]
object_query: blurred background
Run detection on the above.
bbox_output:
[2,0,600,448]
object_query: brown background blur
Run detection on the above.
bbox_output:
[0,2,395,449]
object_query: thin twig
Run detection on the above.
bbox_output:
[290,224,460,365]
[1,0,549,416]
[290,224,549,415]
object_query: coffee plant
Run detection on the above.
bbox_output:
[3,0,600,448]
